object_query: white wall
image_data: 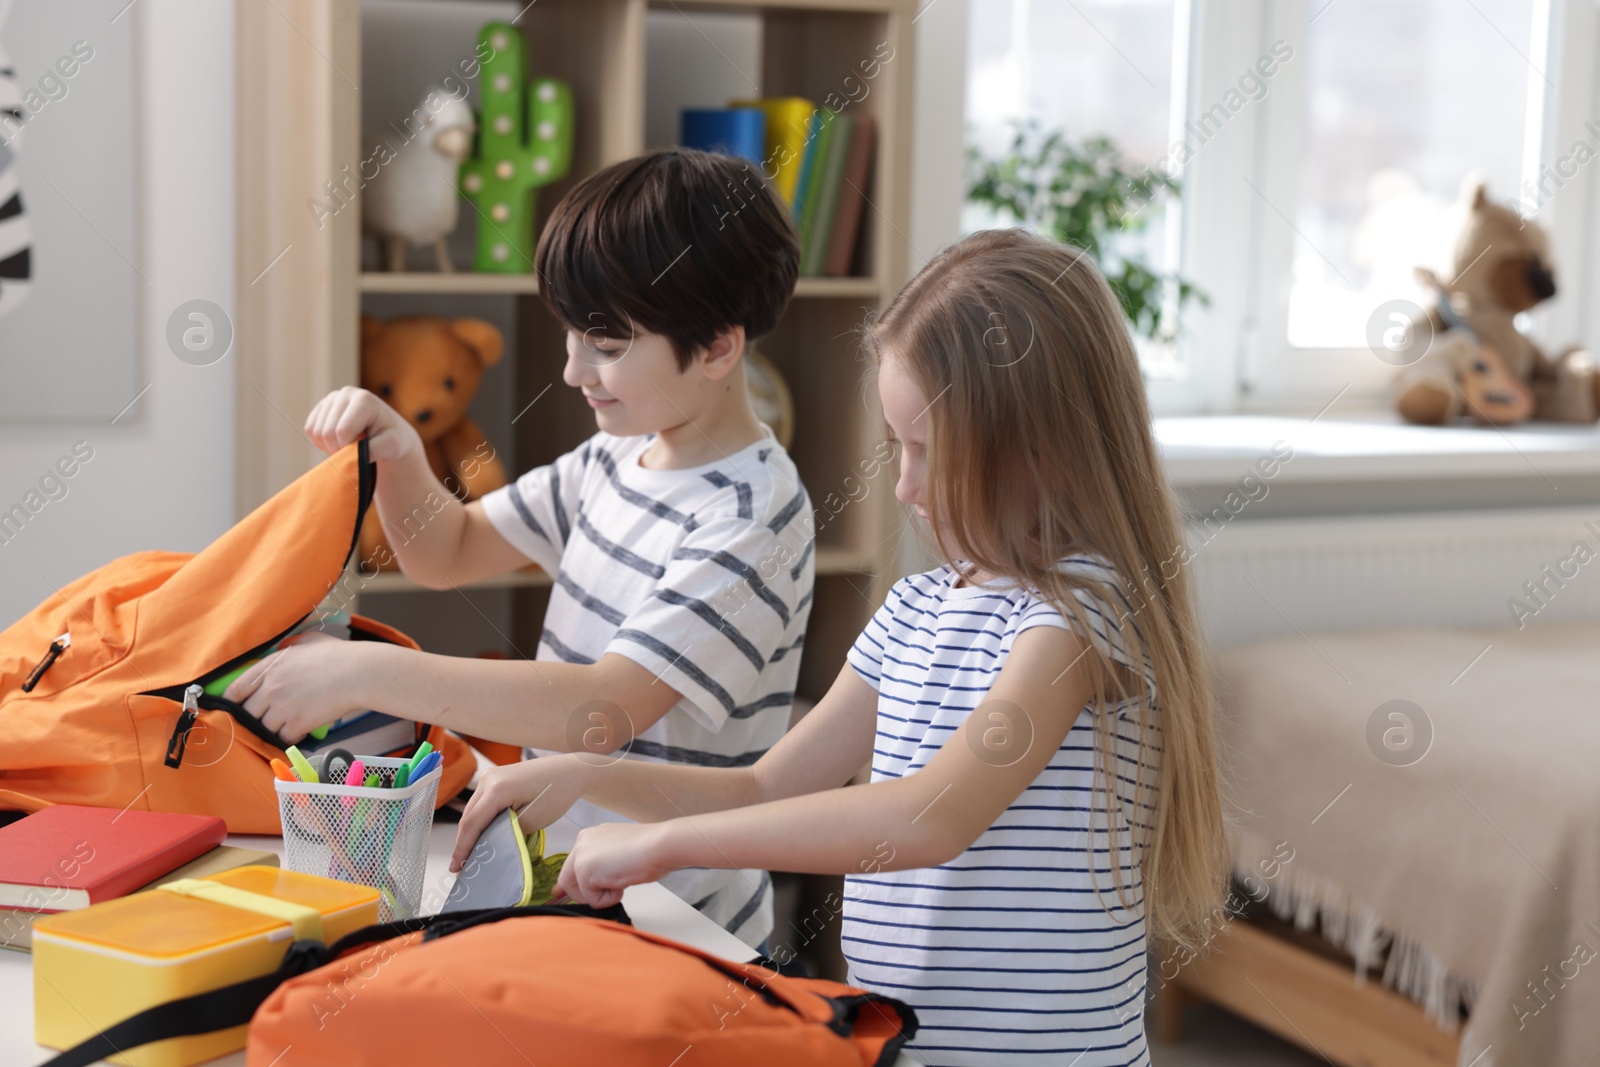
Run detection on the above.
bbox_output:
[0,0,235,626]
[896,0,969,578]
[909,0,969,275]
[0,1,970,625]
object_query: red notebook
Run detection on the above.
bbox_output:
[0,805,227,913]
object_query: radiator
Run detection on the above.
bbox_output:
[1186,507,1600,648]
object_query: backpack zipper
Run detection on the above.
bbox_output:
[20,632,70,692]
[156,626,404,768]
[163,684,204,768]
[153,619,312,771]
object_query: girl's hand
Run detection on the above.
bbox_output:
[304,386,422,464]
[224,631,369,744]
[554,822,677,910]
[449,755,592,873]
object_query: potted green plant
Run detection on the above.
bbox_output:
[967,120,1205,345]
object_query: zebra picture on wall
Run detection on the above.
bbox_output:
[0,0,31,320]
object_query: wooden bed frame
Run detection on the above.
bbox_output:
[1156,917,1462,1067]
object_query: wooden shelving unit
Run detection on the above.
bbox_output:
[237,1,913,979]
[238,0,915,705]
[359,272,883,299]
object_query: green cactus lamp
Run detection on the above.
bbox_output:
[459,22,574,273]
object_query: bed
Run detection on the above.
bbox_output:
[1165,620,1600,1067]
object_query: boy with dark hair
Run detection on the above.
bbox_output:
[232,148,813,946]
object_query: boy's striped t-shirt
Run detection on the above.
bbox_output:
[480,426,815,947]
[844,556,1159,1067]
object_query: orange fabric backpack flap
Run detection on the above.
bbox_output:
[247,915,916,1067]
[0,441,473,832]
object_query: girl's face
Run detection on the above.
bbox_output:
[878,353,932,523]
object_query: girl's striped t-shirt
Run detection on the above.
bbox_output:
[844,556,1159,1067]
[480,426,815,947]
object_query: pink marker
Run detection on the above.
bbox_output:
[342,759,365,809]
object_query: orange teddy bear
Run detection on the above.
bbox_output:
[357,313,510,571]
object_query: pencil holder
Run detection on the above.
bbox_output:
[274,756,439,922]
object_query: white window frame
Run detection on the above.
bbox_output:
[1145,0,1600,416]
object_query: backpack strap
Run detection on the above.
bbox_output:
[32,900,626,1067]
[32,940,330,1067]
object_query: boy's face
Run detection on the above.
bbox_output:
[563,324,703,437]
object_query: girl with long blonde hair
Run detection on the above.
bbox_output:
[451,227,1227,1066]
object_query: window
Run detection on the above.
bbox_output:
[1283,0,1542,349]
[963,0,1583,412]
[966,0,1179,168]
[965,0,1187,376]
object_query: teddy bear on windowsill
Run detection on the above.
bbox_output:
[1394,177,1597,427]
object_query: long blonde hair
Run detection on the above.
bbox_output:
[864,228,1226,951]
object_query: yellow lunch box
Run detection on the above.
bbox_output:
[33,865,379,1067]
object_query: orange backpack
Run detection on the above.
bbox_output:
[36,903,916,1067]
[0,441,473,832]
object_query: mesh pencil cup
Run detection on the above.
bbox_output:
[274,755,439,922]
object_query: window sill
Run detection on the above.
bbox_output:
[1155,410,1600,487]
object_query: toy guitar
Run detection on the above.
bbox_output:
[1415,266,1534,425]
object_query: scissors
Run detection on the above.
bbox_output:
[317,747,357,784]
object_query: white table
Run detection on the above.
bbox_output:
[0,817,760,1067]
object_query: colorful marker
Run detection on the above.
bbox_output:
[404,741,434,777]
[284,745,319,783]
[341,759,366,810]
[409,751,442,782]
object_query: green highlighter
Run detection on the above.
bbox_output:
[405,740,434,775]
[205,660,329,739]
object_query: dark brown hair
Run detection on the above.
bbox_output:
[535,148,799,370]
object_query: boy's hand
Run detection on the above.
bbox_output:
[304,386,422,464]
[224,631,370,744]
[450,755,592,873]
[553,822,676,910]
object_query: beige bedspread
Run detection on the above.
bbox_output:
[1216,620,1600,1067]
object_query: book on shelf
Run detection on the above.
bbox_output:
[680,107,766,164]
[727,96,815,209]
[795,108,840,273]
[690,99,876,279]
[789,107,825,225]
[824,113,876,278]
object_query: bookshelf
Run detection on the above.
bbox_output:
[237,0,916,973]
[357,272,884,298]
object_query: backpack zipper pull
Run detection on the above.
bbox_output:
[20,632,70,692]
[164,684,204,769]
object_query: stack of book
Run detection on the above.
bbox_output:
[682,98,876,278]
[0,805,276,952]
